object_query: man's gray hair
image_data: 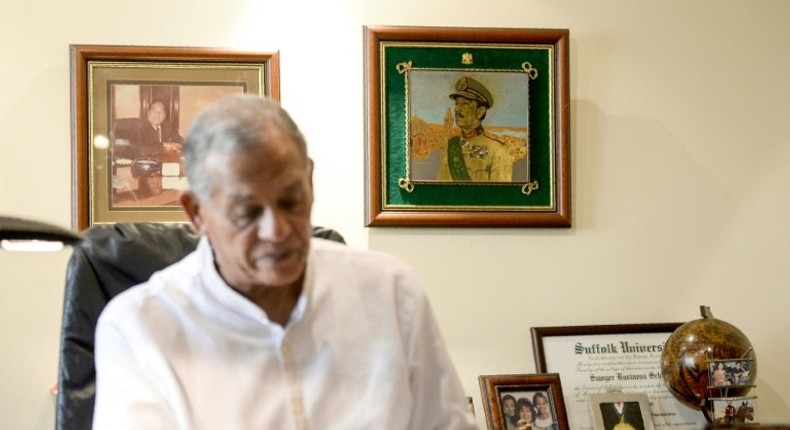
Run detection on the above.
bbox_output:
[183,94,307,200]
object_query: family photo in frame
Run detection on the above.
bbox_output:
[478,373,569,430]
[708,358,754,389]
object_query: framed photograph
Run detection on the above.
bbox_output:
[363,26,570,227]
[589,392,655,430]
[478,373,569,430]
[71,45,280,230]
[709,396,756,425]
[708,358,755,390]
[531,323,708,430]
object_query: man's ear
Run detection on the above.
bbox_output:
[180,191,205,234]
[476,105,487,120]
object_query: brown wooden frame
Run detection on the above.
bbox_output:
[364,26,570,227]
[478,373,570,430]
[70,45,279,230]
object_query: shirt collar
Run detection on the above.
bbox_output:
[196,236,312,327]
[461,126,484,140]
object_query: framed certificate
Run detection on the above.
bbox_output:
[531,323,708,430]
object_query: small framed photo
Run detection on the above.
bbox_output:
[709,396,756,426]
[478,373,569,430]
[70,45,279,230]
[589,392,655,430]
[363,25,570,227]
[708,358,755,389]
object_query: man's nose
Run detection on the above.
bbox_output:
[256,208,290,241]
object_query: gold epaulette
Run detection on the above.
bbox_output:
[483,131,508,145]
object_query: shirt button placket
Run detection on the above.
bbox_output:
[282,340,308,430]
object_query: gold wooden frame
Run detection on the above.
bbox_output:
[70,45,279,230]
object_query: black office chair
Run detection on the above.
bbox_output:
[56,222,344,430]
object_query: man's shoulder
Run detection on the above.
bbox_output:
[311,238,404,266]
[308,240,427,308]
[100,250,199,322]
[310,238,415,281]
[480,131,509,146]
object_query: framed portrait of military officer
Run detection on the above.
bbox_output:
[71,45,279,230]
[364,26,570,227]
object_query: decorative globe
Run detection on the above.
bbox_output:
[660,306,756,417]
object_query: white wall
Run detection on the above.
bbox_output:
[1,1,788,428]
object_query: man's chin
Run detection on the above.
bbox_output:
[253,258,305,287]
[254,272,304,290]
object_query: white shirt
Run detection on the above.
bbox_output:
[93,237,477,430]
[534,416,555,429]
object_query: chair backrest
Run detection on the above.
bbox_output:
[56,222,344,430]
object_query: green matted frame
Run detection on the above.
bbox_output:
[364,26,570,227]
[70,45,279,230]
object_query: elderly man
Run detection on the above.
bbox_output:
[92,94,477,430]
[438,76,513,182]
[141,100,183,151]
[111,100,183,161]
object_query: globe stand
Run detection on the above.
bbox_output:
[661,306,757,424]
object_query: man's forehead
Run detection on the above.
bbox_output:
[208,153,307,198]
[219,182,304,209]
[225,176,304,196]
[454,96,477,105]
